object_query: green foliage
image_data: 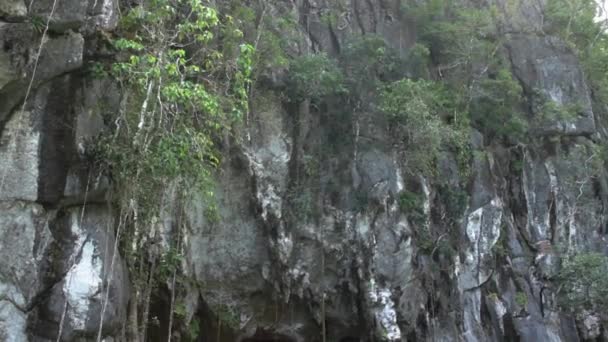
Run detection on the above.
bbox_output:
[557,252,608,313]
[589,143,608,177]
[380,79,470,175]
[545,0,600,48]
[380,79,443,174]
[28,15,46,33]
[319,0,350,25]
[353,189,370,212]
[546,0,608,109]
[448,116,474,179]
[540,101,581,122]
[341,35,405,92]
[157,247,183,281]
[397,188,458,256]
[515,291,528,308]
[437,186,468,221]
[493,223,510,258]
[512,158,524,173]
[320,10,339,26]
[416,226,435,254]
[214,304,240,329]
[302,154,320,178]
[95,7,254,334]
[414,224,455,257]
[288,53,346,102]
[187,319,200,342]
[174,301,188,319]
[229,2,294,76]
[581,40,608,105]
[533,90,583,124]
[435,238,456,259]
[88,61,108,79]
[470,65,528,141]
[285,186,316,221]
[398,190,426,224]
[403,0,527,146]
[96,0,254,228]
[404,43,431,79]
[403,0,497,81]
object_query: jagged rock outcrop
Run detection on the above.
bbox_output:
[1,0,608,341]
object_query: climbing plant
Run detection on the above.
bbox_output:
[99,0,253,220]
[92,0,254,339]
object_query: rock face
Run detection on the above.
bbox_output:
[1,0,608,341]
[0,1,127,341]
[508,34,596,136]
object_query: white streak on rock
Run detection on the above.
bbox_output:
[64,240,102,330]
[368,279,401,341]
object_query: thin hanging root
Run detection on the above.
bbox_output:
[134,79,155,145]
[126,290,140,342]
[56,171,92,342]
[321,226,326,342]
[55,294,70,342]
[216,317,222,342]
[140,257,157,341]
[138,203,155,341]
[96,211,127,342]
[20,0,57,116]
[167,227,182,342]
[0,0,59,194]
[167,263,178,342]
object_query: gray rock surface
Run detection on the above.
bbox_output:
[28,205,129,341]
[508,35,596,135]
[1,0,608,341]
[0,0,26,19]
[0,202,52,341]
[0,2,122,339]
[0,24,84,126]
[30,0,89,31]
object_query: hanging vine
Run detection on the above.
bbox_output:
[91,0,254,338]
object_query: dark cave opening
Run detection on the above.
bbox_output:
[339,337,361,342]
[240,329,295,342]
[147,287,171,342]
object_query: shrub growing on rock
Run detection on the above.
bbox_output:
[557,252,608,314]
[287,53,346,103]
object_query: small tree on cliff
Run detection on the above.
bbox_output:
[557,252,608,314]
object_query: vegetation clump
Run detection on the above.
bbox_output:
[379,78,470,176]
[92,0,254,338]
[398,190,426,225]
[85,0,608,337]
[545,0,608,116]
[557,252,608,314]
[287,53,346,103]
[379,79,446,175]
[515,291,528,308]
[99,0,253,223]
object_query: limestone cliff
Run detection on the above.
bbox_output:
[1,0,608,341]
